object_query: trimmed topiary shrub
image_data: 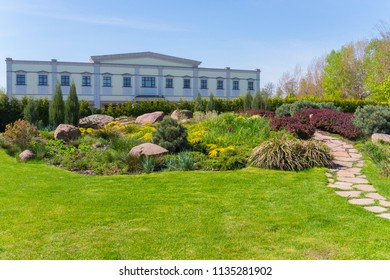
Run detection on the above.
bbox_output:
[249,136,332,171]
[152,117,188,153]
[353,105,390,136]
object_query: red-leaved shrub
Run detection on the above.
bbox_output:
[270,116,315,140]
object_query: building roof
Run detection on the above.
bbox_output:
[89,51,202,67]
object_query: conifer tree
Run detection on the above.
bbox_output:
[194,92,205,112]
[206,93,216,112]
[23,98,39,125]
[49,82,65,127]
[243,92,253,110]
[65,81,80,126]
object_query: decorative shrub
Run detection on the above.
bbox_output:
[270,116,315,139]
[289,100,319,116]
[3,119,38,150]
[49,83,65,127]
[65,82,80,126]
[152,117,188,153]
[275,103,293,116]
[353,105,390,136]
[236,109,275,118]
[249,136,332,171]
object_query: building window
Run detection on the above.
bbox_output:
[16,74,26,85]
[103,76,112,87]
[61,75,70,86]
[217,80,224,90]
[142,77,156,88]
[82,75,91,87]
[248,81,254,90]
[123,77,131,87]
[166,78,173,88]
[233,80,239,90]
[183,78,191,89]
[38,74,48,86]
[200,79,208,89]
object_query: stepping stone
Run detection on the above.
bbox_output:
[348,198,375,205]
[325,172,333,178]
[348,148,359,153]
[337,177,369,184]
[336,170,356,177]
[328,178,335,183]
[334,157,357,162]
[364,206,388,213]
[334,181,353,187]
[349,153,362,159]
[331,152,350,157]
[336,191,361,198]
[328,184,353,190]
[379,200,390,207]
[353,184,376,192]
[333,160,353,168]
[377,213,390,220]
[356,175,366,178]
[345,167,362,174]
[365,193,387,200]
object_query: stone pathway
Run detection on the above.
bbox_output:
[314,131,390,220]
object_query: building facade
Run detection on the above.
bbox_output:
[6,52,260,108]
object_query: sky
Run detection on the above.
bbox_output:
[0,0,389,91]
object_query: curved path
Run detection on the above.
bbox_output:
[314,131,390,220]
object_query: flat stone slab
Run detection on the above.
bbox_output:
[345,167,362,174]
[379,200,390,207]
[333,160,353,168]
[364,206,388,213]
[337,177,369,184]
[377,213,390,220]
[348,198,375,205]
[365,193,387,200]
[336,170,356,177]
[328,184,353,190]
[334,157,357,162]
[336,191,361,198]
[331,152,350,157]
[349,153,362,159]
[334,181,353,187]
[328,178,335,183]
[325,172,333,178]
[353,184,376,192]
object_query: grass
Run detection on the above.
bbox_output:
[1,149,390,260]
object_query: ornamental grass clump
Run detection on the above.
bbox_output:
[249,136,332,171]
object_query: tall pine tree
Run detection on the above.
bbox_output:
[65,81,80,126]
[49,82,65,127]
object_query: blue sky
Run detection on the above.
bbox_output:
[0,0,389,90]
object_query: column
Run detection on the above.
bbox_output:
[134,66,140,97]
[158,66,163,97]
[192,66,199,98]
[93,63,101,108]
[51,59,58,95]
[256,69,261,92]
[6,58,12,98]
[226,67,231,98]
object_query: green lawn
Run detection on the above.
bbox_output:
[0,149,389,260]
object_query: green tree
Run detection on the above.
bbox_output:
[23,98,39,125]
[79,100,92,118]
[206,93,216,112]
[65,81,80,126]
[49,82,65,127]
[243,92,253,110]
[194,92,205,112]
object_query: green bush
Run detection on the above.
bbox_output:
[289,100,319,116]
[3,119,38,150]
[249,136,332,171]
[23,98,40,125]
[275,103,293,116]
[152,117,188,153]
[353,105,390,136]
[49,83,65,127]
[243,92,253,110]
[65,82,80,126]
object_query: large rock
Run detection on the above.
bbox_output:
[171,109,193,120]
[79,114,115,129]
[19,149,35,161]
[54,124,81,140]
[115,116,135,126]
[372,133,390,144]
[129,143,168,157]
[135,111,164,125]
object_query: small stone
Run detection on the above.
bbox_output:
[328,184,353,190]
[376,213,390,220]
[348,148,359,153]
[335,191,361,198]
[337,177,369,184]
[331,152,350,157]
[349,153,362,159]
[328,178,335,183]
[355,163,364,168]
[348,198,375,205]
[365,193,387,200]
[379,200,390,207]
[334,157,357,162]
[364,206,388,213]
[334,181,353,187]
[325,172,333,178]
[336,170,356,178]
[356,175,366,178]
[372,133,390,144]
[353,185,376,192]
[19,149,35,161]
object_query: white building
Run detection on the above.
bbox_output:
[6,52,260,108]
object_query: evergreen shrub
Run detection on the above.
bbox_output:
[353,105,390,136]
[152,117,188,153]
